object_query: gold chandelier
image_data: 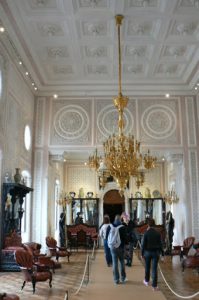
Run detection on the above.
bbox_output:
[88,15,157,194]
[103,15,156,195]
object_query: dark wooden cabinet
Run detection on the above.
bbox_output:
[71,198,99,227]
[129,197,165,226]
[0,183,33,271]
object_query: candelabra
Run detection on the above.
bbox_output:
[135,171,145,189]
[164,190,179,205]
[88,148,102,170]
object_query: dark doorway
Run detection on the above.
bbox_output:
[103,204,124,223]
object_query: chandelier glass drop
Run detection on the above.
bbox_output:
[103,15,156,195]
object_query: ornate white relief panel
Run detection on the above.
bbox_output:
[127,19,160,38]
[188,151,199,237]
[29,0,57,10]
[37,22,64,37]
[95,98,135,144]
[179,0,199,8]
[76,0,108,9]
[50,99,91,145]
[35,98,46,146]
[185,97,196,146]
[139,98,181,145]
[66,166,96,196]
[127,0,159,8]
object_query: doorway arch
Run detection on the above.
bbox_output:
[103,189,125,223]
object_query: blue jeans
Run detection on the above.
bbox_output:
[110,246,126,283]
[144,250,159,287]
[103,239,112,266]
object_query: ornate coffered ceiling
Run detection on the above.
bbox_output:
[0,0,199,96]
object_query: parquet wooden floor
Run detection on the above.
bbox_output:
[0,250,198,300]
[0,251,87,300]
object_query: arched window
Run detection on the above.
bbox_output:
[24,125,31,151]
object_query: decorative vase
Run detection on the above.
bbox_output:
[14,168,22,183]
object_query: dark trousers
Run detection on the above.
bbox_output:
[103,239,112,266]
[144,250,159,288]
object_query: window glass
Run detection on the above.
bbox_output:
[24,125,31,150]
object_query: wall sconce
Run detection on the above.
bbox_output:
[164,190,179,205]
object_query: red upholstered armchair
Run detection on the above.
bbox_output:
[172,236,195,260]
[15,249,52,294]
[23,242,46,262]
[46,236,71,262]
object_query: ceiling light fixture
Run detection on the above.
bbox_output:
[101,15,156,195]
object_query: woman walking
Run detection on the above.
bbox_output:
[99,214,112,267]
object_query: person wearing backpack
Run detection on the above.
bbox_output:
[106,214,127,285]
[99,214,112,267]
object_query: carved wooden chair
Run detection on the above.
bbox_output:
[23,242,46,262]
[172,236,195,260]
[23,242,61,273]
[15,249,52,294]
[46,236,71,262]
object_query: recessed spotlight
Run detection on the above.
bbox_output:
[19,61,22,65]
[195,87,198,90]
[34,87,38,90]
[0,26,5,32]
[162,157,165,161]
[25,71,29,76]
[165,93,170,98]
[32,82,35,86]
[53,94,58,99]
[84,162,87,166]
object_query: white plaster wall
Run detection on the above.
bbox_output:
[0,44,34,243]
[33,94,199,248]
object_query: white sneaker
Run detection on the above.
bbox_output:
[143,280,149,286]
[121,278,128,283]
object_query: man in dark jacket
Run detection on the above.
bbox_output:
[141,218,164,291]
[106,214,127,285]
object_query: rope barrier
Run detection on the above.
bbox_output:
[72,240,97,297]
[136,240,199,299]
[158,263,199,299]
[73,253,89,295]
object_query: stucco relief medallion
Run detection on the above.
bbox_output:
[54,105,89,140]
[97,104,134,138]
[141,104,176,139]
